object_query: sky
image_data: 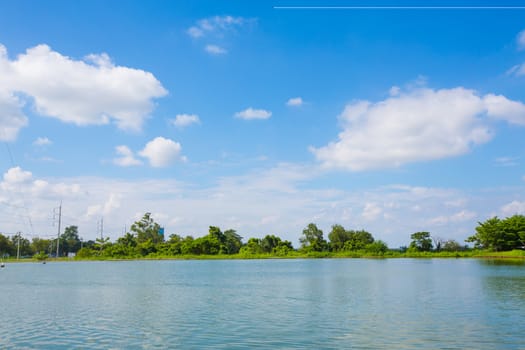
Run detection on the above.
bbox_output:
[1,0,525,247]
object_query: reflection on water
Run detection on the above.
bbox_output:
[478,258,525,266]
[1,259,524,349]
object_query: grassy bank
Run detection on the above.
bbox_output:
[3,249,525,263]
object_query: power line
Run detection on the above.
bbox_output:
[1,132,35,236]
[273,6,525,10]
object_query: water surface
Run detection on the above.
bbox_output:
[1,258,524,349]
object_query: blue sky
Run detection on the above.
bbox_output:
[1,0,525,247]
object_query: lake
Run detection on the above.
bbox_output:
[1,258,524,349]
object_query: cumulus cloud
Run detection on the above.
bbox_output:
[2,162,523,247]
[430,210,477,226]
[518,29,525,50]
[286,97,304,107]
[0,43,167,137]
[2,166,32,185]
[170,114,201,128]
[0,166,81,198]
[311,86,525,171]
[0,90,28,142]
[187,16,255,55]
[86,193,122,218]
[33,137,52,146]
[483,94,525,124]
[139,137,186,167]
[187,15,248,38]
[362,202,383,220]
[234,107,272,120]
[205,45,227,55]
[113,145,142,167]
[500,200,525,216]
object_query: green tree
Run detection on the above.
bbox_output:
[95,236,110,252]
[260,234,281,253]
[180,236,197,255]
[60,226,81,254]
[131,213,164,244]
[345,230,375,250]
[300,223,327,252]
[274,240,294,256]
[365,240,388,255]
[224,229,243,254]
[208,226,227,254]
[328,224,351,251]
[442,240,463,252]
[467,215,525,251]
[0,233,14,257]
[191,235,221,255]
[501,214,525,248]
[409,231,433,252]
[31,237,52,255]
[10,233,32,257]
[117,232,137,248]
[240,238,264,255]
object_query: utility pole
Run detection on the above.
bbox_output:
[53,202,62,258]
[16,232,21,260]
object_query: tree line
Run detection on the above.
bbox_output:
[1,213,524,260]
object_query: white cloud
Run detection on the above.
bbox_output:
[234,107,272,120]
[33,137,52,146]
[507,63,525,76]
[113,145,142,167]
[312,86,525,171]
[3,163,524,247]
[0,43,167,135]
[0,90,28,142]
[187,15,248,39]
[483,94,525,125]
[428,210,477,226]
[205,45,227,55]
[286,97,304,107]
[507,30,525,75]
[500,200,525,216]
[494,156,519,167]
[170,114,201,128]
[2,166,32,185]
[86,193,122,218]
[139,137,186,167]
[517,29,525,50]
[1,166,81,199]
[362,202,383,220]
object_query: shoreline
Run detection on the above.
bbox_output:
[3,250,525,263]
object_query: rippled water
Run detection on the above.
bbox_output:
[1,258,524,349]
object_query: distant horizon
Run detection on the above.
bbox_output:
[1,0,525,248]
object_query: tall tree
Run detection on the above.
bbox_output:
[117,232,137,247]
[60,226,81,253]
[467,215,525,251]
[31,237,52,255]
[224,229,243,254]
[409,231,433,252]
[131,213,164,244]
[10,233,32,257]
[300,223,327,252]
[328,224,350,251]
[345,230,375,250]
[0,233,14,257]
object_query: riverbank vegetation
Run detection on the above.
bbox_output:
[1,213,524,261]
